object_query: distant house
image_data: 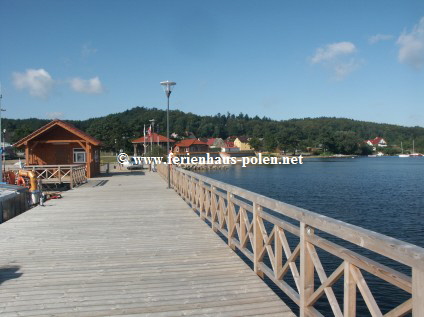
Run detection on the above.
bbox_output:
[226,136,237,142]
[207,138,225,149]
[234,137,252,151]
[221,140,240,153]
[366,137,387,150]
[225,141,235,148]
[13,120,101,178]
[173,139,209,154]
[131,133,174,155]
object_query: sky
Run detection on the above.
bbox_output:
[1,0,423,127]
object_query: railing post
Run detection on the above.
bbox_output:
[300,223,314,317]
[199,181,205,220]
[253,202,264,278]
[70,167,74,189]
[413,268,424,316]
[344,262,356,317]
[211,186,218,233]
[227,192,235,250]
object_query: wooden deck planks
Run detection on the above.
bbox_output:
[0,171,294,316]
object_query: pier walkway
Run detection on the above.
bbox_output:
[0,171,294,317]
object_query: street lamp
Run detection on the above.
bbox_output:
[160,80,176,189]
[0,85,5,183]
[149,118,155,154]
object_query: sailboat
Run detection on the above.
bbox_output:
[399,141,410,157]
[410,140,423,157]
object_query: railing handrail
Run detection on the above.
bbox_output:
[176,167,424,268]
[24,164,85,168]
[158,164,424,316]
[22,164,87,188]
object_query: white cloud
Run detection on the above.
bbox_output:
[368,34,394,44]
[333,59,362,80]
[397,17,424,70]
[310,42,360,79]
[311,42,356,64]
[81,43,98,58]
[12,69,54,98]
[46,112,64,119]
[69,76,104,94]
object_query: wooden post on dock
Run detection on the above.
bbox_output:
[253,202,264,278]
[227,192,235,250]
[344,262,356,317]
[300,223,314,317]
[58,165,62,184]
[199,181,205,220]
[70,167,74,189]
[211,186,218,233]
[413,268,424,316]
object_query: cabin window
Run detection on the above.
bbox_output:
[73,148,86,163]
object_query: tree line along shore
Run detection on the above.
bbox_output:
[5,106,424,156]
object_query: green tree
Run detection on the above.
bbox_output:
[264,133,277,152]
[249,137,263,151]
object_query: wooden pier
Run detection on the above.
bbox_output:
[2,164,424,317]
[0,171,294,316]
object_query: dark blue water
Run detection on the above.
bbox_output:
[200,157,424,315]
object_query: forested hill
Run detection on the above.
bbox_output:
[4,106,424,153]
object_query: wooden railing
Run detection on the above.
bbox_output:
[25,165,87,188]
[158,164,424,316]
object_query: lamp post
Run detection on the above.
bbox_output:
[160,80,176,189]
[149,119,155,154]
[0,85,5,183]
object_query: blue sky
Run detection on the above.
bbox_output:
[1,0,423,126]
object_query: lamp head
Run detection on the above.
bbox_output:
[160,81,176,97]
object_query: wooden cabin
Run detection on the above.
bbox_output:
[173,139,209,155]
[13,120,101,178]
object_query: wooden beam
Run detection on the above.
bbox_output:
[300,223,314,317]
[86,143,92,178]
[344,262,357,317]
[38,140,82,144]
[413,268,424,316]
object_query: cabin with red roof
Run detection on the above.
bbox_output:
[131,133,175,155]
[366,137,387,150]
[173,139,209,154]
[13,120,101,178]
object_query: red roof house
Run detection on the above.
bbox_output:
[132,133,174,155]
[207,138,216,146]
[366,137,387,148]
[132,133,175,144]
[173,139,209,154]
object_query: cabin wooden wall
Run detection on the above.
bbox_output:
[26,142,100,178]
[30,143,73,165]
